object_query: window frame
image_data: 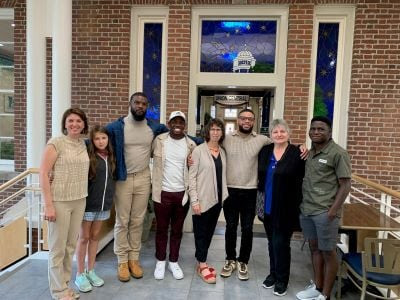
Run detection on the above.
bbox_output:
[188,6,289,134]
[130,6,168,124]
[307,5,355,148]
[0,8,14,170]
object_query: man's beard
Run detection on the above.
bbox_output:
[131,107,146,121]
[238,124,253,134]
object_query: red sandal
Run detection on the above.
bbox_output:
[197,265,216,284]
[208,266,217,277]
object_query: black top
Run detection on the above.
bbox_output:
[86,154,116,212]
[212,154,222,203]
[257,144,305,231]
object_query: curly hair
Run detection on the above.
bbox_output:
[203,118,225,145]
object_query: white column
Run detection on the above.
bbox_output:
[52,0,72,136]
[26,0,47,168]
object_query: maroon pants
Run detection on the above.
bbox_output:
[154,191,189,262]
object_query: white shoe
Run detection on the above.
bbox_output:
[168,261,184,280]
[154,260,166,280]
[296,280,321,300]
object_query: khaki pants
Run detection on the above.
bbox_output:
[114,168,151,262]
[48,198,86,299]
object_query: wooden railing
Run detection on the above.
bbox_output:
[350,174,400,238]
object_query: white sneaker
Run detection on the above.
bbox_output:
[154,260,166,280]
[296,280,321,300]
[168,261,184,280]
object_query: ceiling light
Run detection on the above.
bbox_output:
[11,23,15,27]
[0,44,4,47]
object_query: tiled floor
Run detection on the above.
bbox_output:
[0,229,366,300]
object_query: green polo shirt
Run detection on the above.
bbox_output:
[300,139,351,216]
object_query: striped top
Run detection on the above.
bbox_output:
[223,131,271,189]
[48,136,89,201]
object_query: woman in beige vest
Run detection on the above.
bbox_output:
[40,108,90,300]
[189,118,229,284]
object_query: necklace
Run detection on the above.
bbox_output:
[208,147,219,153]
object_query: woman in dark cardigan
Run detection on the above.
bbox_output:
[257,119,305,297]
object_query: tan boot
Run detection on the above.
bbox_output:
[128,260,143,278]
[118,262,131,282]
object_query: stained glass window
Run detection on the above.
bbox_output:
[313,23,339,122]
[200,20,276,73]
[143,23,162,122]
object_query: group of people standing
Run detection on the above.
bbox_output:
[40,91,351,300]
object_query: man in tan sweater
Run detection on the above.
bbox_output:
[220,108,272,281]
[220,109,307,281]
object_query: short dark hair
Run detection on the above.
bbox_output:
[204,118,225,145]
[130,92,148,103]
[61,108,89,135]
[238,108,255,117]
[311,116,332,129]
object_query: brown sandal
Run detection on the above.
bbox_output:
[197,265,216,284]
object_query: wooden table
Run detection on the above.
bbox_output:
[340,203,400,252]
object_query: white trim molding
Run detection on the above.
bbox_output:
[188,5,289,135]
[307,5,355,148]
[130,6,169,124]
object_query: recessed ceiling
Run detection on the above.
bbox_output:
[0,19,14,60]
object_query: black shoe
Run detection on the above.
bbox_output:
[273,281,287,296]
[262,274,276,289]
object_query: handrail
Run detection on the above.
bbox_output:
[0,168,39,192]
[352,174,400,199]
[0,186,42,207]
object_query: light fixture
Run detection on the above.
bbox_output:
[0,43,4,47]
[11,23,15,27]
[227,85,237,89]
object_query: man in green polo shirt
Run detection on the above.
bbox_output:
[296,116,351,300]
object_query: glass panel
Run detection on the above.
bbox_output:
[224,108,237,118]
[313,23,339,122]
[0,14,14,161]
[200,20,276,73]
[142,23,162,123]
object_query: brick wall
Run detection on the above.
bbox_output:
[12,0,26,173]
[283,3,314,144]
[71,0,132,127]
[347,0,400,192]
[46,37,52,141]
[2,0,400,195]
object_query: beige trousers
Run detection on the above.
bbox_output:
[114,167,151,262]
[48,198,86,299]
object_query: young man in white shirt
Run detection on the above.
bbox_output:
[151,111,197,280]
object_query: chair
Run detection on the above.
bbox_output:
[337,237,400,300]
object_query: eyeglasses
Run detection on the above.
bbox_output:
[238,116,255,122]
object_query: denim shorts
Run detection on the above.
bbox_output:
[299,212,340,251]
[83,210,110,222]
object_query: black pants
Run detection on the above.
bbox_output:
[192,203,221,263]
[223,188,257,264]
[263,216,293,286]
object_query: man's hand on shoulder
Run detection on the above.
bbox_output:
[299,144,309,160]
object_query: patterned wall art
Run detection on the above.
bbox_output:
[313,23,339,122]
[142,23,163,122]
[200,20,276,73]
